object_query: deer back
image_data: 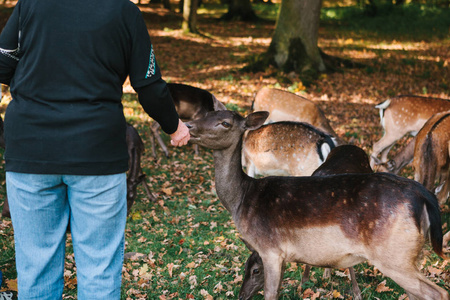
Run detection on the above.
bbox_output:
[253,87,338,138]
[378,95,450,136]
[242,121,336,177]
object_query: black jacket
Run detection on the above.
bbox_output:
[0,0,179,175]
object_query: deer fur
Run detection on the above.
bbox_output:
[1,123,152,218]
[252,87,340,143]
[242,121,337,177]
[150,83,226,157]
[370,95,450,170]
[239,145,372,300]
[125,123,156,212]
[413,111,450,205]
[186,110,449,300]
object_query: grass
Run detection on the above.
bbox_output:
[320,3,450,41]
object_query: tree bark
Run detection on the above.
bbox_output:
[267,0,325,73]
[182,0,199,33]
[221,0,259,21]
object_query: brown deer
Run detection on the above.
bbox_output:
[412,111,450,205]
[239,145,372,300]
[1,123,153,218]
[150,83,226,157]
[242,121,337,177]
[370,95,450,171]
[186,110,449,300]
[252,87,340,142]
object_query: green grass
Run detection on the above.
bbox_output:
[321,3,450,41]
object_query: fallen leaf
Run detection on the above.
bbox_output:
[6,279,17,292]
[375,280,393,293]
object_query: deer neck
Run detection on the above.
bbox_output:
[212,139,249,216]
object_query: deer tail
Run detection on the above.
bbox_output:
[423,188,445,259]
[375,99,391,129]
[420,133,437,191]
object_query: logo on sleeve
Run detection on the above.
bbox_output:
[145,45,155,79]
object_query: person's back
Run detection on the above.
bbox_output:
[0,1,190,299]
[4,0,160,175]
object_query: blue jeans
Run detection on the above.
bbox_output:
[6,172,127,300]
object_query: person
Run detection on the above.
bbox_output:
[0,0,190,299]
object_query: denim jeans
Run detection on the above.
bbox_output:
[6,172,127,300]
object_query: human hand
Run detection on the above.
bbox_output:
[170,119,190,147]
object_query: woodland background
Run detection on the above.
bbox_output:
[0,0,449,299]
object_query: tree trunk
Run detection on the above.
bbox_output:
[267,0,325,74]
[221,0,259,21]
[182,0,199,33]
[162,0,171,10]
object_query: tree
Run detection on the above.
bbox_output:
[221,0,259,21]
[267,0,325,74]
[181,0,199,33]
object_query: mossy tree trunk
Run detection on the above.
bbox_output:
[267,0,325,74]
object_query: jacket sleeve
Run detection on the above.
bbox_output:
[0,4,21,85]
[135,78,179,135]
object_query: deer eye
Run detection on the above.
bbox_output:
[221,121,231,128]
[252,268,260,275]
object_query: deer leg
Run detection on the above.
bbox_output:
[374,263,449,300]
[435,171,449,205]
[301,265,311,286]
[141,176,157,202]
[150,122,170,157]
[370,133,399,168]
[261,256,283,300]
[323,268,331,279]
[193,144,200,155]
[149,128,157,158]
[348,267,362,300]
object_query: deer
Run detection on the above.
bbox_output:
[186,109,449,300]
[370,95,450,171]
[242,121,337,177]
[1,123,153,218]
[239,145,372,300]
[412,111,450,205]
[374,137,415,174]
[252,87,341,143]
[149,83,226,157]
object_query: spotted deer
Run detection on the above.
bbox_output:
[412,111,450,205]
[370,95,450,171]
[150,83,226,157]
[239,145,372,300]
[242,121,337,177]
[186,110,449,300]
[252,87,340,143]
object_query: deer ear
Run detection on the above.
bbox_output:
[240,237,255,251]
[244,111,269,130]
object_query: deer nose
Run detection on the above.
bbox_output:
[185,123,192,129]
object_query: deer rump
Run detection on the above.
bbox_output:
[237,172,443,268]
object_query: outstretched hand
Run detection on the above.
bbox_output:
[170,119,190,147]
